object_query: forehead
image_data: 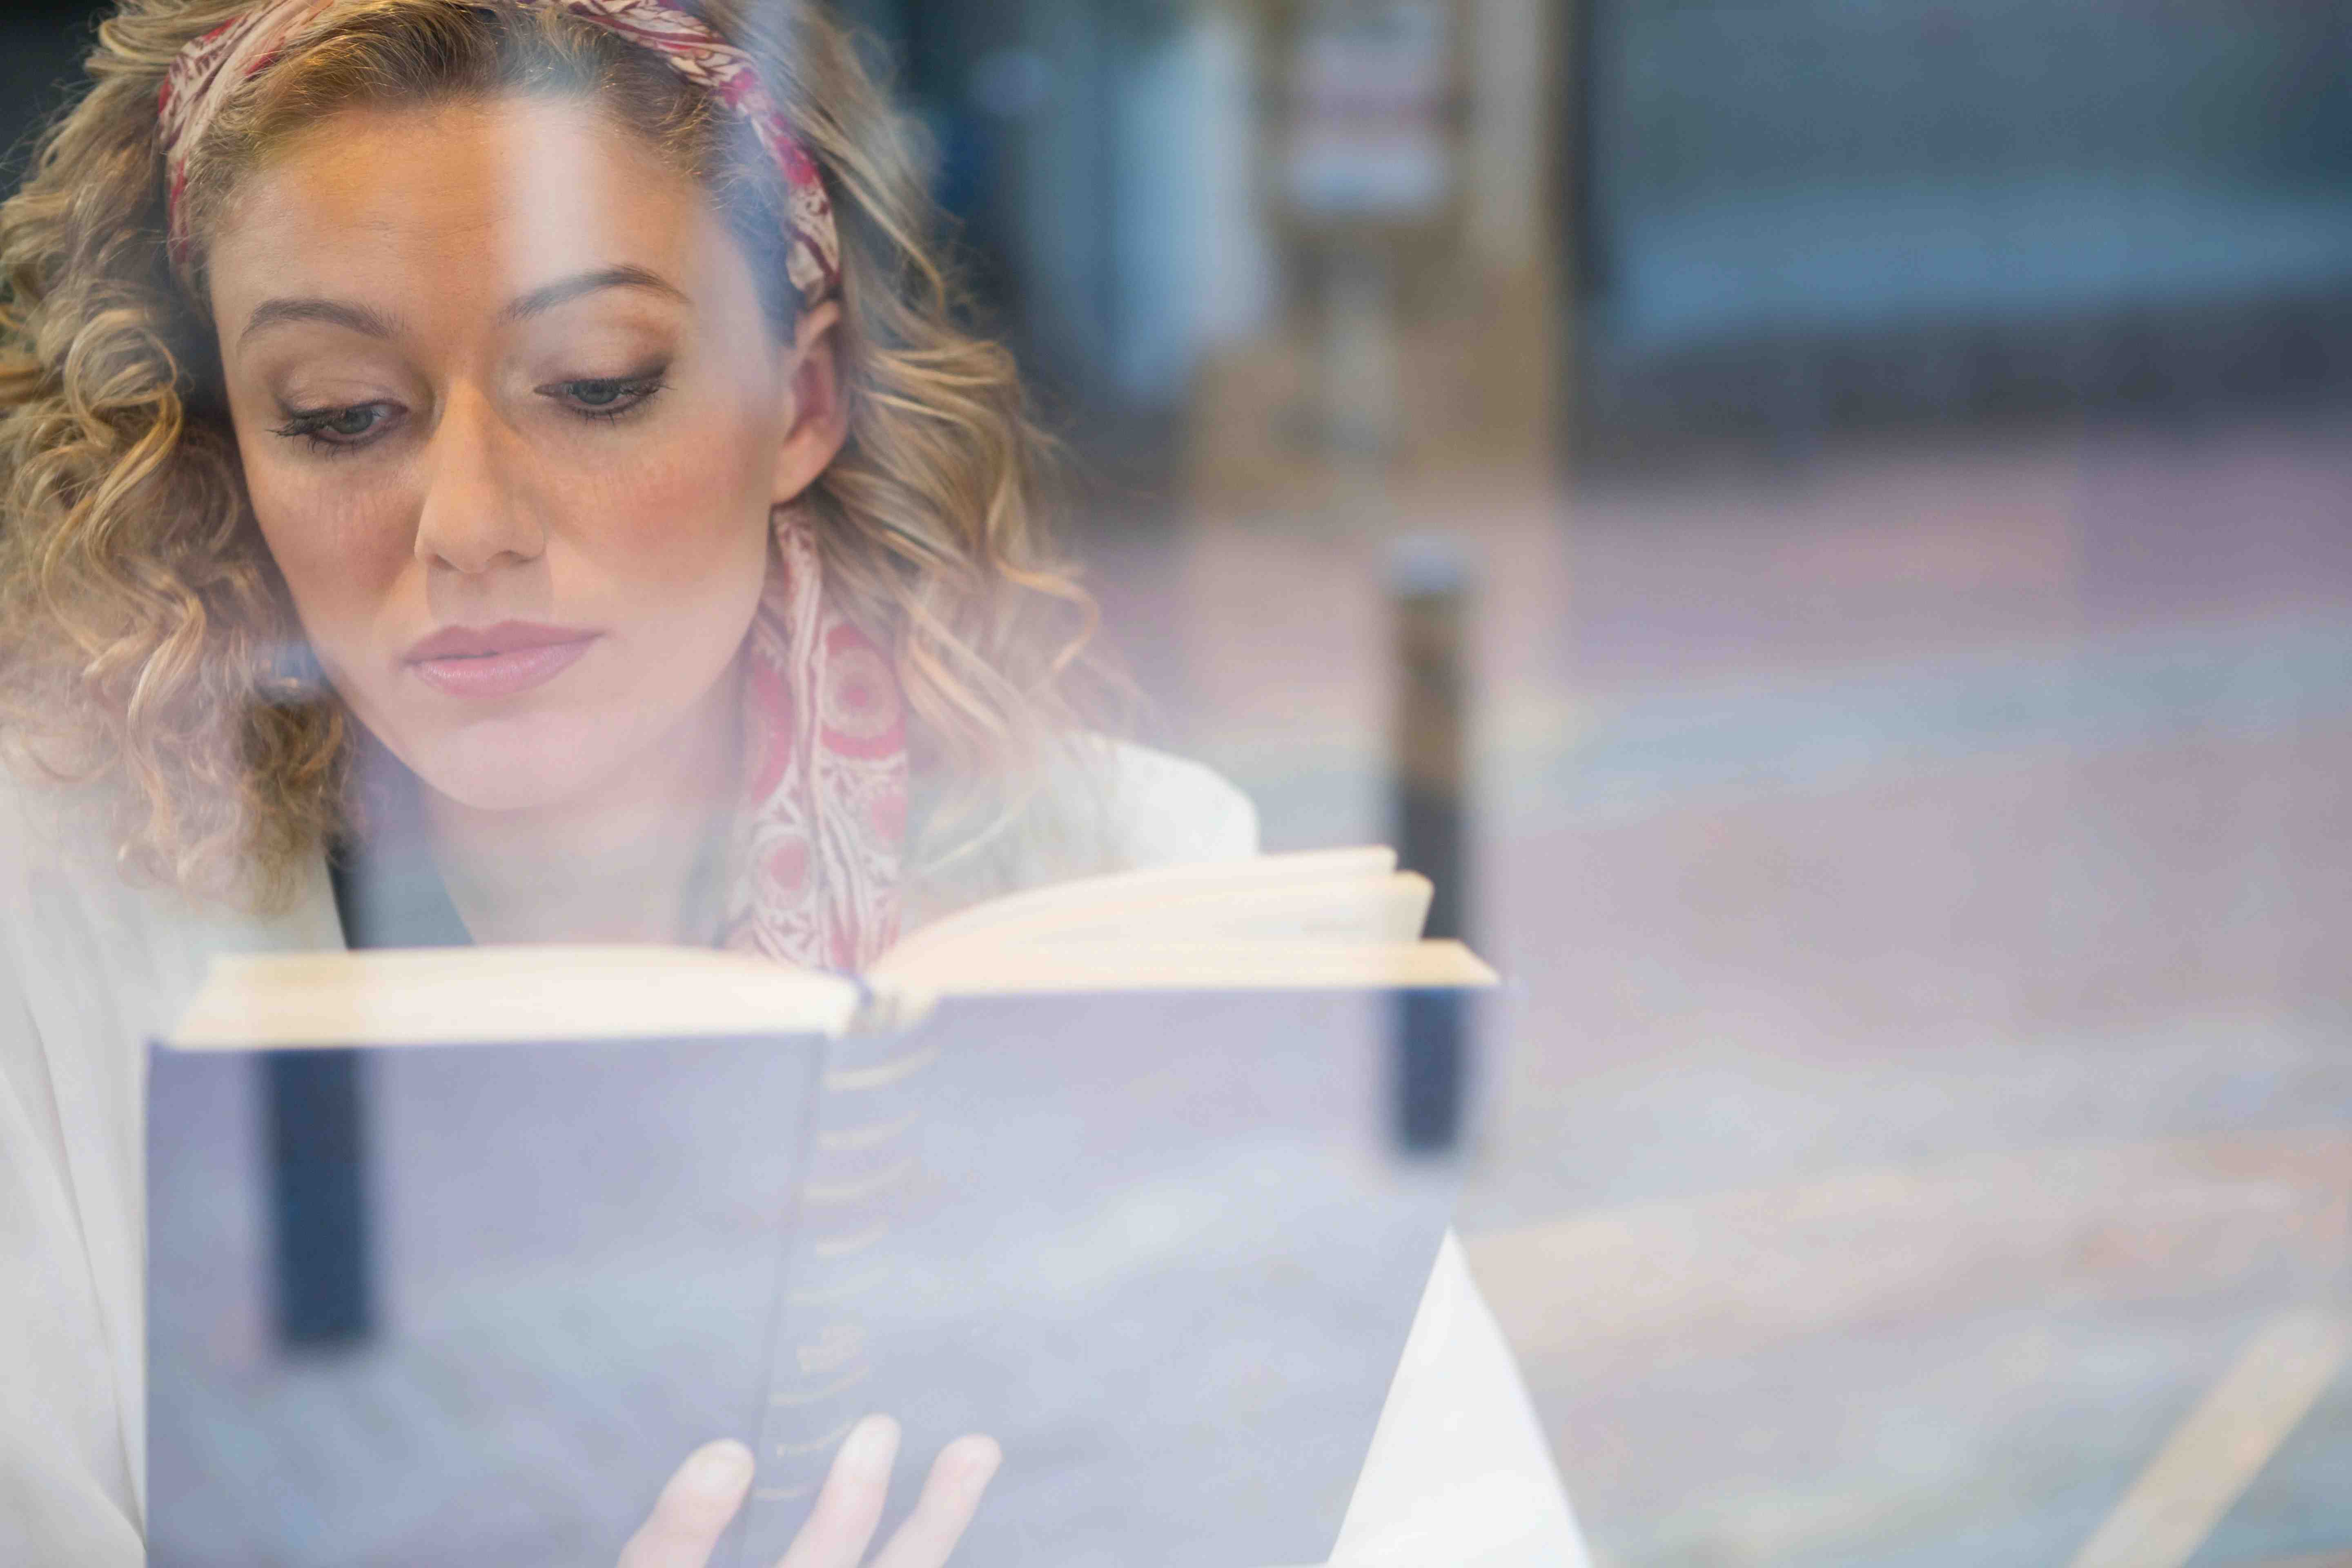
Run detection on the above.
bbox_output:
[204,94,736,325]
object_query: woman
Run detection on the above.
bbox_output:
[0,1,1587,1563]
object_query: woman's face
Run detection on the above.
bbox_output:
[208,94,840,813]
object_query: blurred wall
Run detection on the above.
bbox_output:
[1574,0,2352,457]
[1,1,102,193]
[863,0,1564,505]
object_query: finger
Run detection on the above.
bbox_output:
[866,1435,1001,1568]
[775,1414,899,1568]
[618,1439,756,1568]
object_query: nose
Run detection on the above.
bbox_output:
[412,385,545,575]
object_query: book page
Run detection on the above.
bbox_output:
[871,938,1496,1001]
[869,875,1435,991]
[168,847,1485,1051]
[874,846,1400,977]
[170,946,865,1049]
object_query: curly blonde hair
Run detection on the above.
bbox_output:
[0,0,1114,907]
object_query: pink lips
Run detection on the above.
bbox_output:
[404,621,600,699]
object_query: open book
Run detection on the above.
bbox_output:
[170,845,1496,1047]
[151,848,1494,1568]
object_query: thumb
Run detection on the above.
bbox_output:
[618,1439,757,1568]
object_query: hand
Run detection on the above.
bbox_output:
[617,1416,1000,1568]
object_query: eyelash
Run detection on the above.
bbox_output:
[270,370,670,454]
[540,372,670,423]
[272,404,393,455]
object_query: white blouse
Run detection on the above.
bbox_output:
[0,742,1588,1566]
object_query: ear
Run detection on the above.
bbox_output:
[769,299,849,507]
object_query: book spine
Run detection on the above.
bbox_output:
[737,1022,941,1560]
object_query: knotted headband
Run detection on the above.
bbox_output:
[157,0,841,305]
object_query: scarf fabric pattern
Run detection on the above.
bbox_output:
[725,510,907,971]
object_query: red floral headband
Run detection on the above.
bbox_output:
[157,0,840,303]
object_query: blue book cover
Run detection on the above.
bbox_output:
[147,986,1463,1567]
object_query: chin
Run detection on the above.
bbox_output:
[393,706,650,814]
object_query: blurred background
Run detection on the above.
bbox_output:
[13,0,2352,1562]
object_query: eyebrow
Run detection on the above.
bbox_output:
[236,266,687,350]
[238,297,403,348]
[500,265,689,323]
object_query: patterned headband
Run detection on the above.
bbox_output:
[157,0,840,303]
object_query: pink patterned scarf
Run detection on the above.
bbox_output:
[726,510,906,970]
[163,0,905,969]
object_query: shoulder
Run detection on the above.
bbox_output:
[0,756,119,913]
[895,736,1262,921]
[1087,738,1260,869]
[0,760,185,1044]
[912,736,1257,917]
[0,755,339,1029]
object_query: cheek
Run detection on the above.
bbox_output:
[245,463,418,637]
[575,417,777,610]
[225,375,409,631]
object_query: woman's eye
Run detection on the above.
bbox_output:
[541,373,667,420]
[273,402,396,450]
